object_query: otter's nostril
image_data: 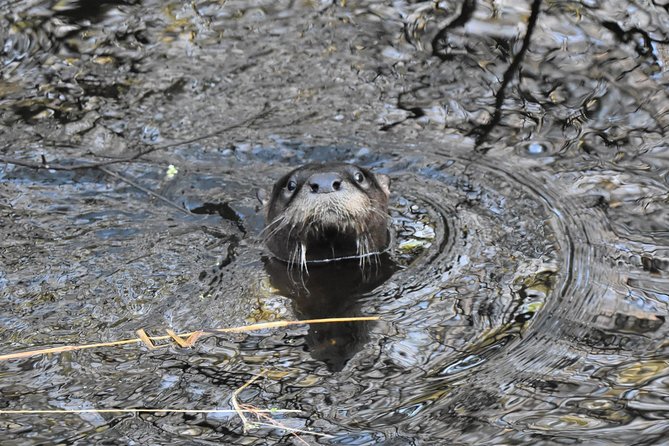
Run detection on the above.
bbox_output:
[307,173,343,193]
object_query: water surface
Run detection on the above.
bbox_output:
[1,0,669,444]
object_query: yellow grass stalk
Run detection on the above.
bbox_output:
[0,317,379,362]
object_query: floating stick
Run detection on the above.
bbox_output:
[0,317,380,362]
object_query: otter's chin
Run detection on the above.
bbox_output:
[310,213,342,229]
[302,225,360,260]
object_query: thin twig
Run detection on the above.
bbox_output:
[470,0,543,149]
[0,317,380,362]
[98,166,192,215]
[231,374,331,443]
[0,106,276,172]
[242,403,334,441]
[231,372,266,433]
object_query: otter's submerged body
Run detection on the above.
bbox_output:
[259,163,391,266]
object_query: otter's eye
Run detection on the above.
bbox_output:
[354,171,365,183]
[286,180,297,192]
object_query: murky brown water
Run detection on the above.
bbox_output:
[1,0,669,444]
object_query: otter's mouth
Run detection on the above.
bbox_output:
[303,224,360,259]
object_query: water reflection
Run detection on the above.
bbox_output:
[264,255,396,371]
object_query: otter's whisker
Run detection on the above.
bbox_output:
[296,243,309,287]
[261,215,290,244]
[359,234,370,270]
[299,243,308,273]
[259,214,284,236]
[286,244,297,277]
[285,221,304,251]
[288,243,307,285]
[356,237,365,269]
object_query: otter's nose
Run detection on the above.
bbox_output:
[307,172,343,194]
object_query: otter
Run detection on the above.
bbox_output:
[259,162,394,370]
[258,163,391,267]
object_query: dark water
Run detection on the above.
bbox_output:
[1,0,669,444]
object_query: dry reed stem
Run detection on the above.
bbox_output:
[165,329,204,348]
[0,374,300,424]
[136,329,167,350]
[230,372,332,443]
[0,317,379,362]
[231,372,266,433]
[241,403,333,444]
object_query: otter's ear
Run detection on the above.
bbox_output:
[256,189,270,206]
[376,174,391,197]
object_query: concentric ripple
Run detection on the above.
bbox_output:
[278,150,568,441]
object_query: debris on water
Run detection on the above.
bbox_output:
[165,164,179,180]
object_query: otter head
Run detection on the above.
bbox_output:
[258,163,391,266]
